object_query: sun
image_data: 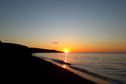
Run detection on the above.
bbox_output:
[63,48,70,53]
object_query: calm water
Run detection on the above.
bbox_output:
[34,53,126,84]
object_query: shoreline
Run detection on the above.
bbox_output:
[34,55,122,84]
[31,56,96,84]
[3,42,123,84]
[2,42,95,84]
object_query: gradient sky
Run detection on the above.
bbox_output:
[0,0,126,52]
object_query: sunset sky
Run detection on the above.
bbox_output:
[0,0,126,52]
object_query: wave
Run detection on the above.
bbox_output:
[69,66,123,84]
[39,56,71,65]
[35,56,123,84]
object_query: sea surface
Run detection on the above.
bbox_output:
[34,53,126,84]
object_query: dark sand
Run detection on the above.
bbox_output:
[1,42,95,84]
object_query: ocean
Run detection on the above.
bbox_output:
[34,53,126,84]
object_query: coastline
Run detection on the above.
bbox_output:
[31,56,96,84]
[2,42,95,84]
[3,42,123,84]
[36,56,121,84]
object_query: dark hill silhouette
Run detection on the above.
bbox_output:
[1,42,61,53]
[1,42,95,84]
[30,48,62,53]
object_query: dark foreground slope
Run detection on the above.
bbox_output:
[1,42,95,84]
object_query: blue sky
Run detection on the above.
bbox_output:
[0,0,126,52]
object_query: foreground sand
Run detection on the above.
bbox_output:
[1,42,95,84]
[31,56,96,84]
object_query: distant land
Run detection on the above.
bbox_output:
[30,48,62,53]
[0,41,62,53]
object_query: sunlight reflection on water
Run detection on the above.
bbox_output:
[34,53,126,83]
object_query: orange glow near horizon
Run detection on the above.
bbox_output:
[28,43,126,53]
[18,41,126,53]
[63,48,70,53]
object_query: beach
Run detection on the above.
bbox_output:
[2,42,95,84]
[31,56,96,84]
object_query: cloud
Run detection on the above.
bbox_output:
[52,42,59,44]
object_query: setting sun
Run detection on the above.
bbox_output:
[63,48,70,53]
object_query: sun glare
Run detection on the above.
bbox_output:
[63,48,70,53]
[62,65,66,68]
